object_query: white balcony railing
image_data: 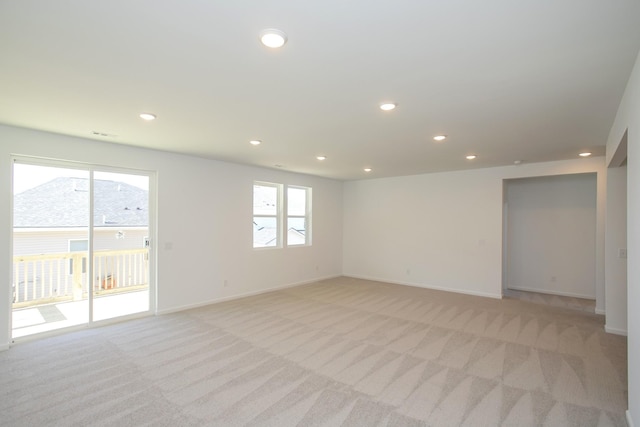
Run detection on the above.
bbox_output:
[12,248,148,307]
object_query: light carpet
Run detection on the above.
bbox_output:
[0,277,628,426]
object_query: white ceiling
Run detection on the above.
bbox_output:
[1,1,639,180]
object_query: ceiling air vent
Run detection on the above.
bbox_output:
[91,131,117,138]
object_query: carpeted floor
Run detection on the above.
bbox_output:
[0,277,627,426]
[503,288,596,313]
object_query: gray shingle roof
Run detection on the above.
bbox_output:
[14,177,148,227]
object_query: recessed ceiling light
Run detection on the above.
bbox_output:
[139,113,156,121]
[260,29,287,48]
[379,103,396,111]
[433,135,447,141]
[466,155,477,160]
[316,156,327,161]
[579,152,592,157]
[249,140,262,146]
[514,160,522,165]
[364,168,372,172]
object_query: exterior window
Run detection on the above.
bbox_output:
[253,182,281,248]
[287,186,311,246]
[253,182,311,248]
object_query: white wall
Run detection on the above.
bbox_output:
[0,124,344,348]
[504,174,597,299]
[606,49,640,426]
[605,165,627,335]
[343,157,606,301]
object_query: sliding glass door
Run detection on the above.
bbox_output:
[92,171,150,322]
[12,160,153,339]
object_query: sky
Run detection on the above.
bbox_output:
[13,163,149,194]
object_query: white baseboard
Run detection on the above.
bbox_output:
[595,308,606,315]
[507,285,595,300]
[627,410,634,427]
[0,342,9,352]
[605,325,627,336]
[344,274,503,300]
[157,274,341,315]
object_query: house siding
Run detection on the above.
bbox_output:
[13,228,148,256]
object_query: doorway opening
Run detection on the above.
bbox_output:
[502,173,598,311]
[11,159,155,339]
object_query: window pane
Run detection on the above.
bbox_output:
[288,187,306,216]
[253,217,277,247]
[253,185,277,216]
[287,217,306,245]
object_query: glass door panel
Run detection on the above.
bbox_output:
[12,163,90,338]
[92,171,150,322]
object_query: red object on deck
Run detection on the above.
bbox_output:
[101,275,116,290]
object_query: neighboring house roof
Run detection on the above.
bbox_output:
[14,177,148,228]
[253,222,306,247]
[287,228,306,246]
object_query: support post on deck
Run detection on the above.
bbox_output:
[72,253,84,301]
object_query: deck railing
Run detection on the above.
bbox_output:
[12,248,148,307]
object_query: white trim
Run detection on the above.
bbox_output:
[344,274,503,300]
[88,170,95,322]
[627,410,634,427]
[9,311,153,347]
[157,275,341,315]
[147,170,158,317]
[595,308,606,315]
[0,342,9,352]
[287,185,312,246]
[253,181,283,249]
[507,286,595,300]
[6,159,17,348]
[604,325,627,336]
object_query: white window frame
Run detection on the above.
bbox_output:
[253,182,312,249]
[253,182,283,249]
[286,185,312,247]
